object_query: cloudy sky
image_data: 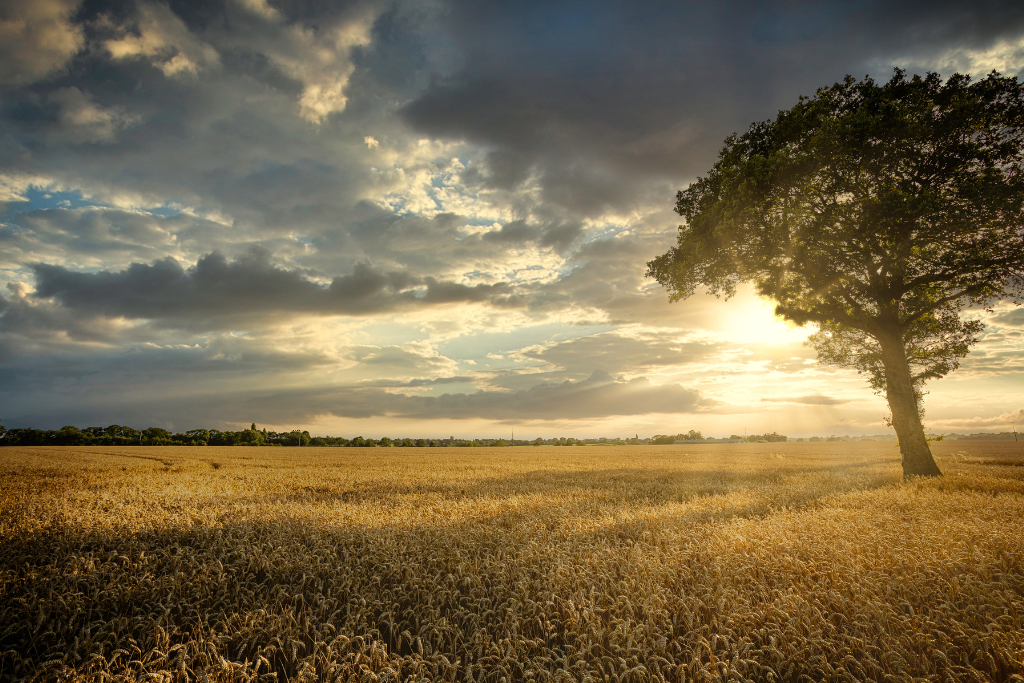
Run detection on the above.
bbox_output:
[1,0,1022,438]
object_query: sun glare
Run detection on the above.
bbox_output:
[723,295,813,346]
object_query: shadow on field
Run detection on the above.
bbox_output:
[5,445,1023,682]
[0,450,930,682]
[2,460,1019,683]
[262,459,896,509]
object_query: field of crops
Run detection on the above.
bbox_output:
[1,441,1023,682]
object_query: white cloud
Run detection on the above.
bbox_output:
[932,36,1024,76]
[234,0,281,22]
[0,174,39,203]
[47,87,139,143]
[263,13,376,123]
[0,0,84,85]
[3,1,1024,437]
[105,2,220,77]
[932,408,1024,431]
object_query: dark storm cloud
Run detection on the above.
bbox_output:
[402,0,1024,214]
[25,249,517,329]
[0,339,339,428]
[326,205,586,278]
[480,219,537,244]
[0,351,707,427]
[239,370,708,423]
[520,331,719,378]
[0,207,228,268]
[190,370,708,424]
[370,376,472,388]
[0,335,331,387]
[7,0,1018,233]
[0,0,396,247]
[479,218,582,252]
[0,292,123,350]
[519,233,730,327]
[2,0,1022,432]
[466,331,722,395]
[393,370,709,421]
[0,0,84,85]
[5,0,1020,246]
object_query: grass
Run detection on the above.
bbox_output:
[1,441,1023,682]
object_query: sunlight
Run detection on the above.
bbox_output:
[723,295,814,346]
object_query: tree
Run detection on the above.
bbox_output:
[53,426,83,445]
[186,428,210,444]
[647,70,1024,477]
[143,427,174,445]
[238,427,266,446]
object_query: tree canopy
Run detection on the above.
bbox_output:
[648,70,1024,477]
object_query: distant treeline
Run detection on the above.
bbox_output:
[0,424,793,447]
[0,424,309,447]
[0,424,499,447]
[7,424,1010,447]
[944,431,1020,441]
[0,425,655,447]
[650,431,788,444]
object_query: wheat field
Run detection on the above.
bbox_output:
[1,441,1023,682]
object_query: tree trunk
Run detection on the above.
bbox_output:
[877,328,942,478]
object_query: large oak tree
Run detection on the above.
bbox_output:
[647,70,1024,477]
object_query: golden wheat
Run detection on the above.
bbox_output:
[1,441,1022,682]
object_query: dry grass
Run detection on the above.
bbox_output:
[1,441,1023,682]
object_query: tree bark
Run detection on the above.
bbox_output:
[877,327,943,478]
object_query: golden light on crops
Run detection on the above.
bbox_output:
[1,442,1023,681]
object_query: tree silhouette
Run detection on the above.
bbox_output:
[648,70,1024,477]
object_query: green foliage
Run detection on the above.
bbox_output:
[649,69,1023,476]
[648,70,1024,391]
[185,429,210,445]
[1,425,787,448]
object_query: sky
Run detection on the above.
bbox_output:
[1,0,1023,438]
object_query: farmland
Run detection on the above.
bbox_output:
[1,442,1023,682]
